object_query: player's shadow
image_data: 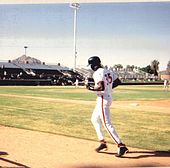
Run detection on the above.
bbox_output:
[123,150,170,159]
[0,151,8,156]
[0,151,30,168]
[99,150,170,159]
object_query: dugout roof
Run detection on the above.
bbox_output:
[0,61,70,72]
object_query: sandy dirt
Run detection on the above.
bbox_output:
[0,92,170,168]
[0,126,170,168]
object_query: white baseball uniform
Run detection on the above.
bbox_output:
[91,67,122,144]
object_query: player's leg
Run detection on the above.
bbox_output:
[100,97,129,156]
[91,105,104,141]
[91,102,107,152]
[101,103,122,145]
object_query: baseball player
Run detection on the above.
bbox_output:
[87,56,128,157]
[163,79,169,91]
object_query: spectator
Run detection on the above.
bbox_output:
[163,79,169,91]
[75,78,79,88]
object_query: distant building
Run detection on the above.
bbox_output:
[160,71,170,80]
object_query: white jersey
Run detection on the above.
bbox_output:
[93,67,118,98]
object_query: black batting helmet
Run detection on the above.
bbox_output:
[88,56,101,66]
[88,56,101,71]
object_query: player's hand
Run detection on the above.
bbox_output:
[87,85,94,91]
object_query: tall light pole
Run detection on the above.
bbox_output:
[24,46,28,56]
[70,3,80,71]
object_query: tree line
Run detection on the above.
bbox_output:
[113,60,170,77]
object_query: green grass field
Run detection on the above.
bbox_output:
[0,85,169,151]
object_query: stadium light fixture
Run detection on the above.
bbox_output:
[70,3,80,71]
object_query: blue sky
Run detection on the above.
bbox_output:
[0,2,170,70]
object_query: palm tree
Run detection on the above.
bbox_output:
[126,65,131,71]
[113,64,123,71]
[117,64,123,71]
[151,60,159,76]
[113,64,118,71]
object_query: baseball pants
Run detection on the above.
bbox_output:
[91,96,122,145]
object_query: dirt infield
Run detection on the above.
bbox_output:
[0,126,170,168]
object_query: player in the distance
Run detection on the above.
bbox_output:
[87,56,129,157]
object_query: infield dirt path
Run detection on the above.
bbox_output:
[0,126,170,168]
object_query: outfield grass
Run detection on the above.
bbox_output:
[0,85,169,151]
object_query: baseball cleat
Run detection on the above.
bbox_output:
[95,143,108,152]
[115,146,129,157]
